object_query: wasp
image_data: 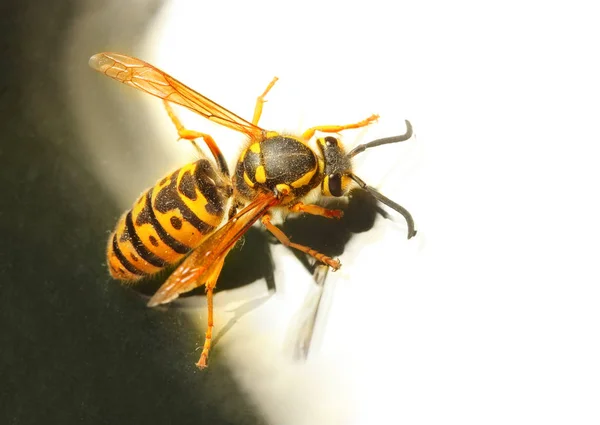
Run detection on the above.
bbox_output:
[90,52,417,368]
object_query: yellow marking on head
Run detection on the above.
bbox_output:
[249,143,261,154]
[322,175,332,196]
[243,172,255,188]
[291,166,316,188]
[276,183,291,195]
[255,165,267,183]
[341,175,352,192]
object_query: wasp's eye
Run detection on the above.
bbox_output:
[327,174,342,197]
[324,136,338,147]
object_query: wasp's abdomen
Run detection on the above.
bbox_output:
[107,160,229,281]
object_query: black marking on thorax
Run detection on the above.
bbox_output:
[251,136,317,185]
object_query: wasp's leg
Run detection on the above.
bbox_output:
[252,76,279,126]
[301,114,379,141]
[289,202,344,219]
[261,214,341,271]
[196,256,227,369]
[163,100,229,175]
[228,199,243,220]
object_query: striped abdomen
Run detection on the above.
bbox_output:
[107,159,231,281]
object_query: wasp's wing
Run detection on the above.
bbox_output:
[89,52,265,140]
[147,193,281,307]
[287,264,331,361]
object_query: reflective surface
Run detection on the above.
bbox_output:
[3,0,600,424]
[0,1,266,424]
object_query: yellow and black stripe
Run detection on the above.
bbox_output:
[107,159,230,281]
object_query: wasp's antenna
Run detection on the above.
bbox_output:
[349,174,417,239]
[347,120,413,158]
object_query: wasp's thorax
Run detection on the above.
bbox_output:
[233,135,322,204]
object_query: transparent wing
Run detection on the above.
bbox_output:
[147,193,281,307]
[89,52,265,140]
[286,264,331,361]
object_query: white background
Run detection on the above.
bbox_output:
[70,0,600,424]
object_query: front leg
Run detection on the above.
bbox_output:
[252,76,279,126]
[289,202,343,219]
[301,114,379,141]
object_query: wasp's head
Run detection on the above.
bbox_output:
[316,120,418,239]
[316,136,353,197]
